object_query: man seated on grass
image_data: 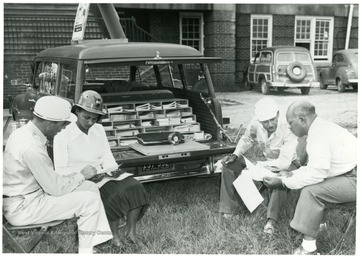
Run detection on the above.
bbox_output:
[219,97,303,235]
[3,96,113,254]
[264,100,357,255]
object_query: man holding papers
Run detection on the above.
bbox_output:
[219,98,301,235]
[54,91,149,246]
[263,100,356,255]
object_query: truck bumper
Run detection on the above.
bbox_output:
[271,81,320,88]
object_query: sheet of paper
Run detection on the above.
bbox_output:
[250,164,277,181]
[93,164,119,175]
[96,172,134,188]
[241,155,277,181]
[233,171,264,213]
[214,159,223,173]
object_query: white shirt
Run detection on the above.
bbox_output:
[283,117,357,189]
[3,121,84,197]
[53,122,118,175]
[233,117,298,170]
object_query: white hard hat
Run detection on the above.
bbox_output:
[33,96,77,122]
[255,98,279,122]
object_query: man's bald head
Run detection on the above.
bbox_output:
[287,100,316,118]
[286,100,317,137]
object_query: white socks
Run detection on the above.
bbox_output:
[78,247,93,254]
[302,238,317,252]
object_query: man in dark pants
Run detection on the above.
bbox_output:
[219,98,303,234]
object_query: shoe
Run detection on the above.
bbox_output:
[293,246,318,255]
[263,220,276,235]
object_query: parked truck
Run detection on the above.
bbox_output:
[9,39,236,182]
[7,4,236,182]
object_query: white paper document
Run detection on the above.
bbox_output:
[242,155,277,181]
[233,171,264,213]
[96,172,133,188]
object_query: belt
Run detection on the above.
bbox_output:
[3,188,41,199]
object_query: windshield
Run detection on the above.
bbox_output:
[83,62,209,94]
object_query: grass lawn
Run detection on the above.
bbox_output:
[3,172,356,254]
[3,129,356,254]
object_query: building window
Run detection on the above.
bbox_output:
[180,13,203,54]
[295,16,334,61]
[251,15,273,59]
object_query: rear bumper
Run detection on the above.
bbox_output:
[348,79,358,84]
[114,142,235,183]
[270,81,320,88]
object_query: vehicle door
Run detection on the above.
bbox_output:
[256,51,272,82]
[328,53,345,84]
[248,52,260,83]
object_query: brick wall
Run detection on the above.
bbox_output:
[3,4,105,108]
[205,6,237,92]
[272,15,295,46]
[149,11,179,43]
[235,13,250,87]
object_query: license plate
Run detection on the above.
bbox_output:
[142,163,171,172]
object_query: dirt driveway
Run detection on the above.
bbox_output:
[216,87,358,134]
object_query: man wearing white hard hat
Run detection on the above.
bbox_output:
[219,97,302,234]
[3,96,113,254]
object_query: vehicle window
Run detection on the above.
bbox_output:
[294,53,311,63]
[277,53,293,63]
[184,63,209,94]
[58,63,76,99]
[38,62,58,95]
[84,63,163,93]
[84,63,131,93]
[259,52,272,63]
[335,54,344,63]
[160,64,183,89]
[254,53,260,64]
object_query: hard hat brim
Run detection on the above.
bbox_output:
[74,104,106,116]
[33,111,78,123]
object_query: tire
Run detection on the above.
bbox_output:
[286,62,307,82]
[337,78,345,92]
[319,78,328,89]
[260,78,270,95]
[300,87,311,95]
[352,84,358,91]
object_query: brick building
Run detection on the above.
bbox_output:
[3,3,359,107]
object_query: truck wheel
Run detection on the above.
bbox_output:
[286,62,307,82]
[320,78,328,89]
[337,78,345,92]
[300,87,310,95]
[260,78,270,95]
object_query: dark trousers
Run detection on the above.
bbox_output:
[219,155,293,221]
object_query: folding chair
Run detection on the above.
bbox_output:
[3,217,65,253]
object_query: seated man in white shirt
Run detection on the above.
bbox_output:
[219,98,301,234]
[3,96,112,254]
[264,100,357,255]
